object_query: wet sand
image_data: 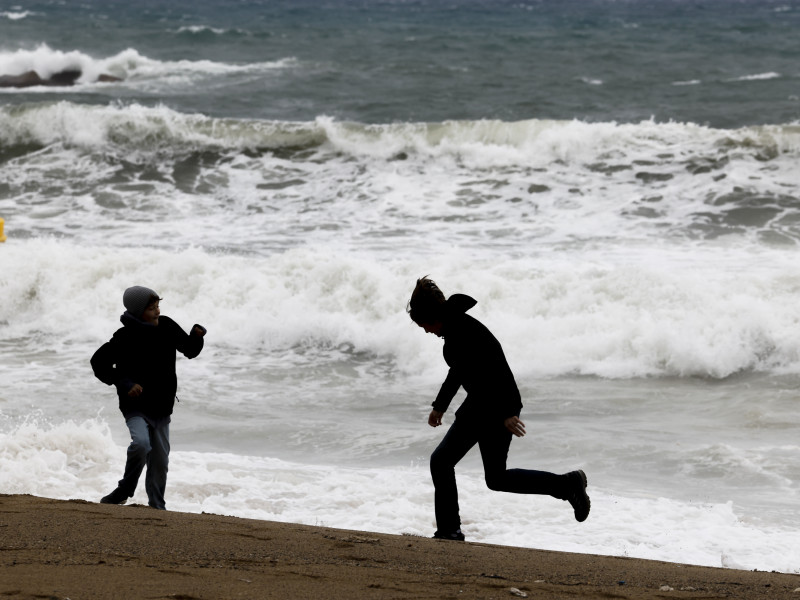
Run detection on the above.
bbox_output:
[1,494,798,599]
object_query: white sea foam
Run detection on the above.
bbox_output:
[0,45,104,82]
[174,25,248,36]
[11,104,799,259]
[728,72,781,82]
[0,101,317,151]
[2,102,800,164]
[2,239,800,381]
[0,10,32,20]
[2,105,799,381]
[0,44,295,88]
[0,417,797,573]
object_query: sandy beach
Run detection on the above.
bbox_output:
[0,494,798,599]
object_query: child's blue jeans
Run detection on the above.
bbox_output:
[118,416,170,510]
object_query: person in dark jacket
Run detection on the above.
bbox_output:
[91,286,206,510]
[407,276,590,541]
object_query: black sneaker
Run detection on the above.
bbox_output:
[566,470,590,522]
[100,488,129,505]
[433,529,465,541]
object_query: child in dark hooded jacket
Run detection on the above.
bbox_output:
[91,285,206,509]
[408,276,590,541]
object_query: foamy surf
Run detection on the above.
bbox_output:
[2,103,799,253]
[0,417,797,574]
[0,44,296,89]
[2,240,800,380]
[3,101,799,156]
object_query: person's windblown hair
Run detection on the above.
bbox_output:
[407,276,446,324]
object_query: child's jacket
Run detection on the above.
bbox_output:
[432,294,523,423]
[91,313,204,423]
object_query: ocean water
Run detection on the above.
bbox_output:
[1,0,800,574]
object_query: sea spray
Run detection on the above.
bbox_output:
[2,240,800,380]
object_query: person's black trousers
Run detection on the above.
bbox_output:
[430,414,569,534]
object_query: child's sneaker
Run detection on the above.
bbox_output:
[100,488,129,505]
[433,529,466,541]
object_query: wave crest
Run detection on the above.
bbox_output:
[2,101,799,161]
[2,241,800,380]
[0,44,295,88]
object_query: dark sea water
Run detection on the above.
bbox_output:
[1,0,799,573]
[2,0,799,126]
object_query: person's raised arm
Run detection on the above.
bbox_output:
[167,318,206,359]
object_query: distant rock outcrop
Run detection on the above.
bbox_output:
[0,69,122,88]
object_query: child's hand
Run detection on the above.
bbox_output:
[128,384,143,397]
[192,325,207,337]
[504,416,526,437]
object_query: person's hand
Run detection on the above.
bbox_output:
[428,409,444,427]
[504,416,526,437]
[128,384,143,398]
[192,325,206,337]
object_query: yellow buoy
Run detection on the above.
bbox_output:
[0,218,6,243]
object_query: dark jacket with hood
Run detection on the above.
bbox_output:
[91,312,205,423]
[432,294,522,422]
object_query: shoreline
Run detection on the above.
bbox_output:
[1,494,799,599]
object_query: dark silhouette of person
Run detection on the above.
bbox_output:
[407,276,590,541]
